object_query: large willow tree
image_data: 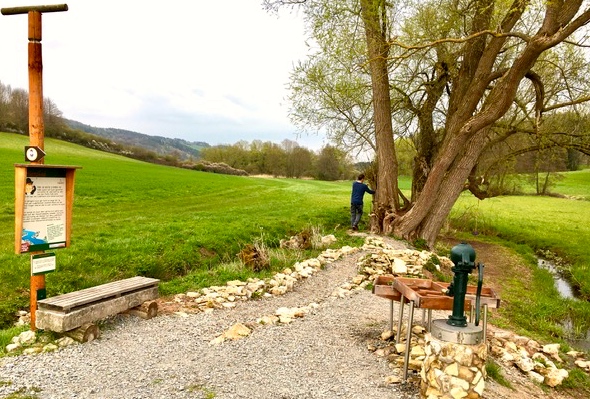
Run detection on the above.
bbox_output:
[265,0,590,247]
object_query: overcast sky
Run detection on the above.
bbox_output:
[0,0,327,149]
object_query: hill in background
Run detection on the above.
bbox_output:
[64,119,210,161]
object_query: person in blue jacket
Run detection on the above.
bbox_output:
[350,173,375,231]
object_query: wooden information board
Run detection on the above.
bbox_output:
[15,164,80,254]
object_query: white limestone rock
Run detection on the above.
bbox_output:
[542,343,562,362]
[544,368,569,387]
[392,258,408,274]
[224,323,251,340]
[23,347,42,355]
[528,370,545,384]
[18,330,37,345]
[42,343,59,352]
[55,336,75,347]
[6,343,20,352]
[515,355,535,372]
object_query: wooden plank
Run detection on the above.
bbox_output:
[392,278,429,303]
[466,295,500,308]
[393,278,495,309]
[38,277,159,311]
[374,277,500,309]
[395,277,433,289]
[430,282,450,291]
[373,275,403,301]
[35,286,158,332]
[416,289,446,296]
[38,277,153,307]
[374,275,395,285]
[373,284,402,301]
[418,296,472,310]
[46,277,158,304]
[436,282,500,309]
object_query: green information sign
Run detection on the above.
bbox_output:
[31,252,56,275]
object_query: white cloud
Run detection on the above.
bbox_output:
[0,0,326,149]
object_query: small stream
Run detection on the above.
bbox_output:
[537,258,590,351]
[537,258,577,299]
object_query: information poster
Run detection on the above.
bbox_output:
[21,175,67,253]
[31,252,56,275]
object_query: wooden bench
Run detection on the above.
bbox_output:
[35,276,160,340]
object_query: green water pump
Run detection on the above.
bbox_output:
[446,242,484,327]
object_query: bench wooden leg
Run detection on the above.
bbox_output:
[66,323,100,343]
[125,300,158,320]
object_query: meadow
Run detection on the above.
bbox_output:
[0,132,359,328]
[1,131,589,355]
[450,175,590,299]
[448,170,590,353]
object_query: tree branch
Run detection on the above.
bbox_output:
[388,29,530,52]
[543,96,590,112]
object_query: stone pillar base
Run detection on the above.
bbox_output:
[420,328,488,399]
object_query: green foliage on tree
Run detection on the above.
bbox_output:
[266,0,590,246]
[201,140,354,180]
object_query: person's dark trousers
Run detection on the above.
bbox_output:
[350,203,363,229]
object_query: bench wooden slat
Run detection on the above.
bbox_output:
[38,276,159,311]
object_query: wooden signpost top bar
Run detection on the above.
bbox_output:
[1,4,68,15]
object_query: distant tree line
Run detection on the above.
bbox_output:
[0,81,197,167]
[4,79,585,186]
[0,81,63,136]
[0,81,357,180]
[200,139,354,180]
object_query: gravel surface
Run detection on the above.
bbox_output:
[0,238,422,399]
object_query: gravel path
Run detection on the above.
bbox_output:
[0,238,422,399]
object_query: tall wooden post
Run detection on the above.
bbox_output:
[28,10,44,153]
[28,10,45,332]
[2,3,68,331]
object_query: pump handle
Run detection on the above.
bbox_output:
[474,262,484,326]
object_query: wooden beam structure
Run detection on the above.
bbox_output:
[2,3,68,330]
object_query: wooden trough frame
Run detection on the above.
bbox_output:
[35,276,160,340]
[372,276,500,380]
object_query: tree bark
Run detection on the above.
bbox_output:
[417,130,490,246]
[359,0,399,233]
[392,1,590,247]
[263,0,590,247]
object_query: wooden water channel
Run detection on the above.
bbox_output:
[372,276,501,380]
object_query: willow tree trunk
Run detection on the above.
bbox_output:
[359,0,399,233]
[412,131,490,245]
[390,0,590,248]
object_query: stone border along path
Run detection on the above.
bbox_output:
[1,235,588,399]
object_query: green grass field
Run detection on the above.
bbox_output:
[3,131,589,393]
[1,132,589,352]
[0,132,357,328]
[450,179,590,299]
[551,169,590,200]
[448,171,590,356]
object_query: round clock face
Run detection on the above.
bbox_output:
[26,147,38,161]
